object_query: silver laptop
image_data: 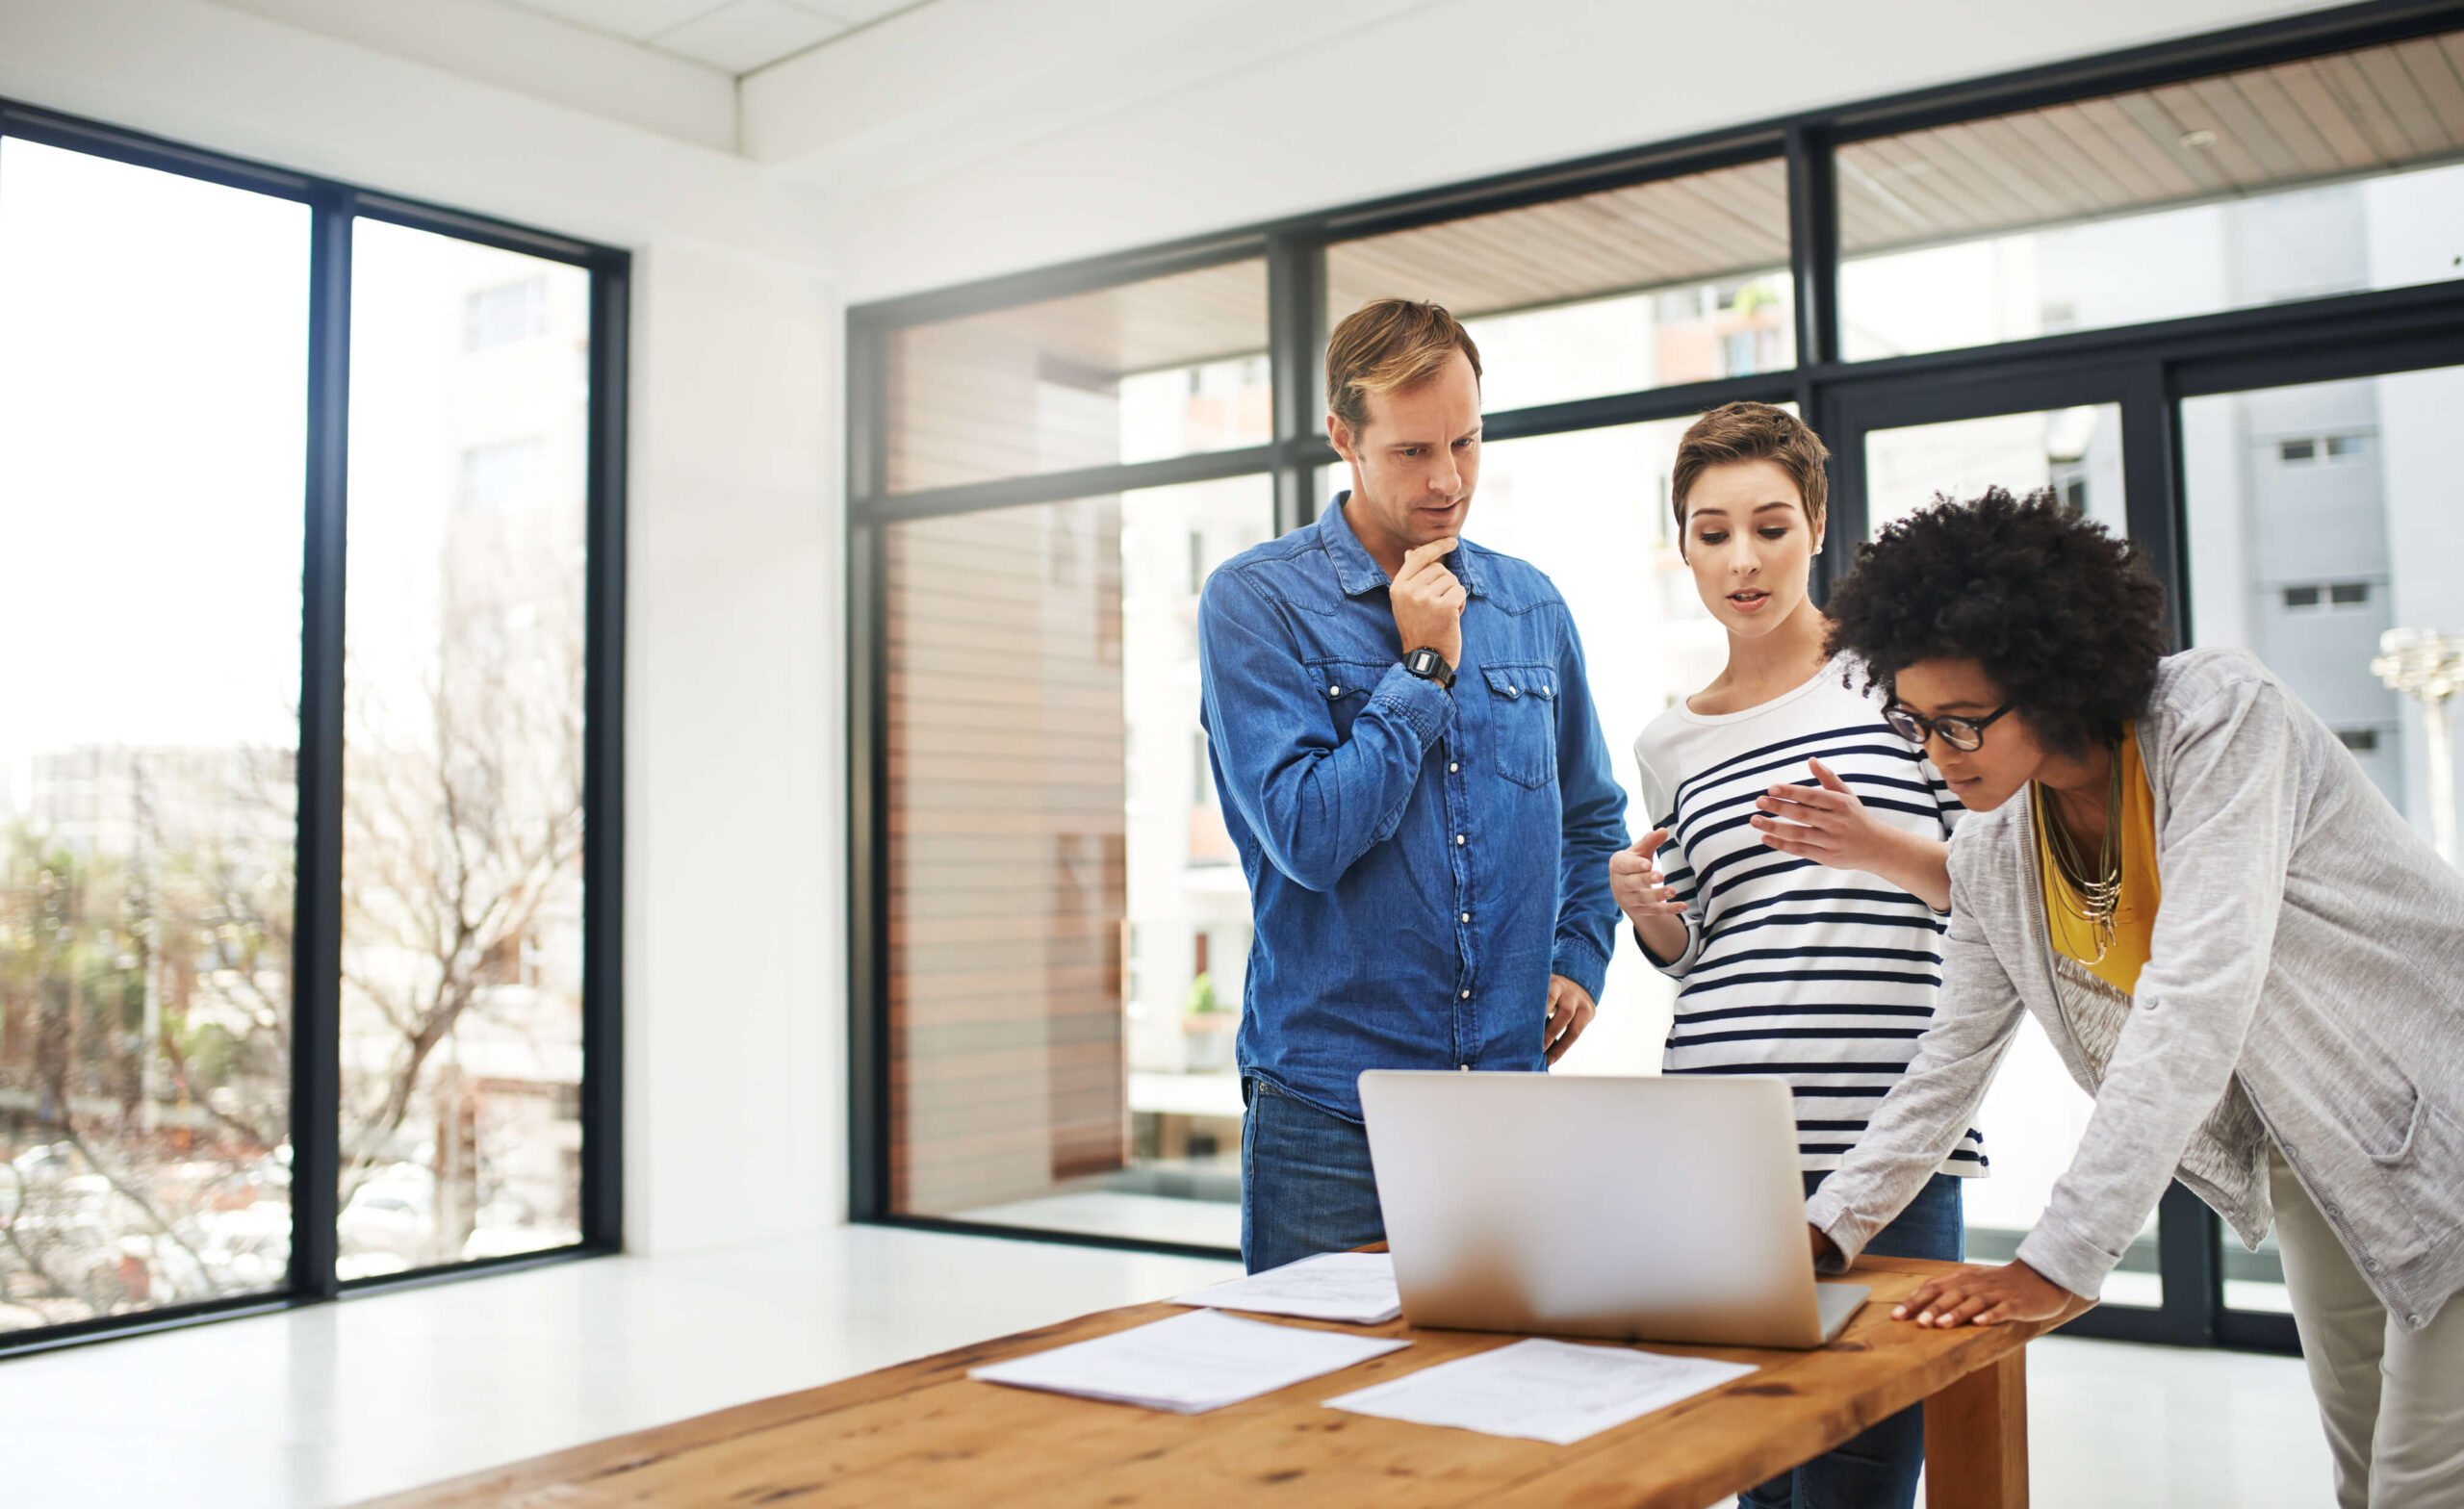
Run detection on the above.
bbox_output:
[1357,1070,1867,1349]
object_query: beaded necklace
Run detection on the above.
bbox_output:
[2034,746,2124,966]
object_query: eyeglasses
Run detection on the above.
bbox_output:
[1884,702,2014,753]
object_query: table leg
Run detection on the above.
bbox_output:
[1924,1349,2027,1508]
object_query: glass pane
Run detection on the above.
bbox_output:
[2182,368,2464,865]
[887,477,1274,1247]
[0,141,307,1329]
[340,220,591,1276]
[886,260,1270,494]
[1861,401,2157,1305]
[1840,29,2464,359]
[1960,1029,2162,1306]
[2182,367,2464,1312]
[1863,403,2126,539]
[1326,160,1794,411]
[2226,1226,2295,1313]
[1434,421,1741,1075]
[1306,412,1814,1074]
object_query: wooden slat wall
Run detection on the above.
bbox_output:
[1324,158,1793,324]
[886,499,1130,1216]
[1839,29,2464,253]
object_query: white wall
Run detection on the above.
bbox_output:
[0,0,847,1257]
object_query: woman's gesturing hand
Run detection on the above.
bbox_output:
[1891,1261,2075,1328]
[1752,757,1886,864]
[1752,757,1952,910]
[1610,829,1687,925]
[1609,829,1690,965]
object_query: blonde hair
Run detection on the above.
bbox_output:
[1325,299,1482,437]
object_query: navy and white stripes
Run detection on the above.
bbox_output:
[1634,662,1985,1175]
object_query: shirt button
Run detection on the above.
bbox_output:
[1507,684,1520,698]
[1460,989,1471,1000]
[1459,1063,1471,1072]
[1449,762,1459,773]
[1455,834,1467,845]
[1327,684,1342,697]
[1460,912,1471,923]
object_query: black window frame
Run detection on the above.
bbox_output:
[848,0,2464,1353]
[0,98,629,1358]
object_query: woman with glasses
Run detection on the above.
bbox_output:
[1612,402,1971,1509]
[1810,487,2464,1508]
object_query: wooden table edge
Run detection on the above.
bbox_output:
[351,1257,2094,1509]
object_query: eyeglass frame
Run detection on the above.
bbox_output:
[1884,701,2015,753]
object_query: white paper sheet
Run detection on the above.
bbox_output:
[969,1309,1409,1415]
[1171,1252,1402,1324]
[1324,1337,1757,1445]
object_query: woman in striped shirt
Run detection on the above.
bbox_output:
[1611,402,1967,1509]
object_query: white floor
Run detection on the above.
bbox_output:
[0,1225,2330,1509]
[952,1189,1245,1247]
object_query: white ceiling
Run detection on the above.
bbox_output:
[503,0,921,76]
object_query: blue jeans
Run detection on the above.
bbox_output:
[1740,1170,1966,1509]
[1241,1076,1385,1273]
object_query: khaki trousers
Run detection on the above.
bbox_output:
[2271,1146,2464,1507]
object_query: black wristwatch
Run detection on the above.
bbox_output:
[1402,647,1456,690]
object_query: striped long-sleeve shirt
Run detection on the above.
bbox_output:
[1632,657,1984,1176]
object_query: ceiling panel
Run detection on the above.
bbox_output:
[812,0,915,21]
[653,0,848,73]
[502,0,719,40]
[504,0,911,74]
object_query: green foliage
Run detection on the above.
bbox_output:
[1182,970,1220,1015]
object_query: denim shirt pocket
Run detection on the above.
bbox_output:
[1480,662,1558,789]
[1308,659,1390,738]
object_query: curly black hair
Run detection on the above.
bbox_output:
[1824,488,2169,755]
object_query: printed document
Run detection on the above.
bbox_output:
[970,1309,1408,1414]
[1172,1252,1401,1324]
[1324,1337,1756,1445]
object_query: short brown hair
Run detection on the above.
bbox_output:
[1670,401,1831,540]
[1326,299,1482,437]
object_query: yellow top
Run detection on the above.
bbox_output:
[2037,724,2160,996]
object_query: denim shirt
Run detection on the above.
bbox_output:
[1197,495,1629,1121]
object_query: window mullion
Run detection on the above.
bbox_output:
[290,185,353,1305]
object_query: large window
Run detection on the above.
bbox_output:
[885,260,1270,493]
[852,10,2464,1355]
[1858,401,2154,1308]
[2180,362,2464,1319]
[0,111,623,1351]
[0,140,307,1332]
[1327,160,1795,411]
[1838,30,2464,359]
[880,464,1272,1248]
[338,224,595,1276]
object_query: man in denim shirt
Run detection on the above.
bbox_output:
[1198,299,1628,1272]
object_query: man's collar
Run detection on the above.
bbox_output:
[1320,492,1486,600]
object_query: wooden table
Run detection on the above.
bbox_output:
[363,1256,2091,1509]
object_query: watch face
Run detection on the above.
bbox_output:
[1407,649,1435,673]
